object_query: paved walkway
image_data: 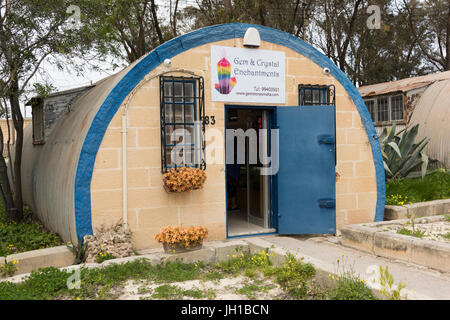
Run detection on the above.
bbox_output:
[257,235,450,300]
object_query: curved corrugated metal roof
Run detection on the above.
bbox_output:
[409,79,450,167]
[358,70,450,97]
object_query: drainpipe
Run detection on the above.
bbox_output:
[122,112,128,228]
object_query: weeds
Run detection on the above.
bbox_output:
[0,258,19,277]
[0,250,385,300]
[95,252,116,264]
[0,202,62,257]
[377,266,407,300]
[66,237,87,264]
[328,254,377,300]
[397,227,426,238]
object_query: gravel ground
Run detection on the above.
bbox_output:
[116,275,287,300]
[382,220,450,242]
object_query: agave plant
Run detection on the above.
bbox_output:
[379,122,429,180]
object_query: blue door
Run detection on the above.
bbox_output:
[276,106,336,234]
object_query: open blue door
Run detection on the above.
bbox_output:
[276,106,336,234]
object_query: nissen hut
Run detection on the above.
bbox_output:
[22,24,385,249]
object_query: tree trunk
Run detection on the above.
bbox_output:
[0,126,15,221]
[8,79,23,221]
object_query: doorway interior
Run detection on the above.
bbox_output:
[225,107,276,237]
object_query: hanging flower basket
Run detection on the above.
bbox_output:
[155,225,208,254]
[162,167,207,193]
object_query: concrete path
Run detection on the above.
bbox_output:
[256,235,450,300]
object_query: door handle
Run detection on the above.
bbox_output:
[318,135,335,145]
[318,199,336,208]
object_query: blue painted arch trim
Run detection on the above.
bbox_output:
[74,23,386,239]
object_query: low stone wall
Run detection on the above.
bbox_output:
[1,246,75,276]
[340,215,450,273]
[384,199,450,220]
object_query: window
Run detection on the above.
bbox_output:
[377,97,389,122]
[390,95,404,121]
[31,100,45,144]
[160,76,205,173]
[299,85,335,106]
[363,94,404,125]
[365,100,376,122]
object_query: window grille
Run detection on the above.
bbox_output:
[390,95,404,121]
[160,76,206,173]
[365,100,376,122]
[363,94,404,125]
[377,97,389,122]
[299,85,335,106]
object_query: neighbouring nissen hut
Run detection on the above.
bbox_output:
[22,24,385,249]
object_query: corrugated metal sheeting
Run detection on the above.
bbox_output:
[409,80,450,168]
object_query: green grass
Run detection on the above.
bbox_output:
[396,227,426,238]
[0,202,62,257]
[386,170,450,204]
[0,252,379,300]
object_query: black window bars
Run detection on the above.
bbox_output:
[160,76,206,173]
[298,84,335,106]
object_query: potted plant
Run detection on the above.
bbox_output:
[155,225,208,254]
[162,167,206,193]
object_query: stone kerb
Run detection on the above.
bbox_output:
[385,199,450,220]
[340,215,450,273]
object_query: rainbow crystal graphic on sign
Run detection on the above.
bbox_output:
[215,57,236,94]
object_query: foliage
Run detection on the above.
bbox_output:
[155,225,208,249]
[377,266,407,300]
[66,237,88,265]
[0,0,100,222]
[95,252,116,264]
[328,254,377,300]
[0,250,387,300]
[397,227,426,238]
[271,253,316,299]
[402,0,450,71]
[379,122,429,180]
[163,167,207,193]
[385,194,412,206]
[216,249,272,274]
[151,284,205,300]
[328,272,376,300]
[386,170,450,203]
[82,0,181,63]
[397,212,426,238]
[0,203,62,257]
[0,258,19,277]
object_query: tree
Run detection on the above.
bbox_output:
[402,0,450,71]
[0,0,93,221]
[84,0,182,63]
[312,0,431,85]
[183,0,315,40]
